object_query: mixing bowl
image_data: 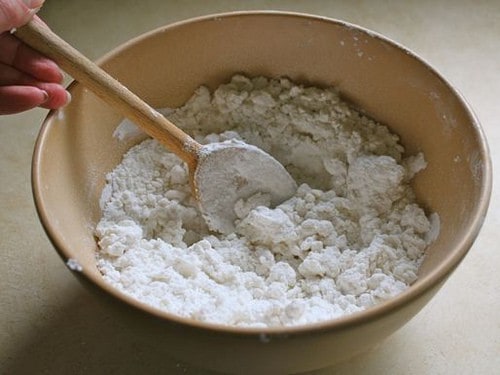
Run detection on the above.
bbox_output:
[32,11,491,374]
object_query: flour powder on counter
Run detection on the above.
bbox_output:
[96,75,437,327]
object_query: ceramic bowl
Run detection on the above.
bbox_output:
[32,11,491,374]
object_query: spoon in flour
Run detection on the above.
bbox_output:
[16,18,297,234]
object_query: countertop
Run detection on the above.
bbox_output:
[1,1,498,374]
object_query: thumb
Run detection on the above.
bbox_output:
[0,0,45,33]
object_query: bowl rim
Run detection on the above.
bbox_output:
[32,10,493,336]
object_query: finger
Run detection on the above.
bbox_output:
[0,82,70,114]
[0,84,47,114]
[0,32,63,83]
[0,61,69,109]
[0,0,45,33]
[34,81,71,109]
[0,60,37,85]
[0,61,69,108]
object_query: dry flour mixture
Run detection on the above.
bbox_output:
[96,75,438,327]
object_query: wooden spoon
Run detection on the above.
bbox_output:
[15,18,297,234]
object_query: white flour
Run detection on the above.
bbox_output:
[96,75,436,327]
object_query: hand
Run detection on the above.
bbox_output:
[0,0,70,115]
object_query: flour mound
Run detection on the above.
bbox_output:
[96,75,435,327]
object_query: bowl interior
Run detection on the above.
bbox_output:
[33,12,490,329]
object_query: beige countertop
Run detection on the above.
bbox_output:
[1,1,498,374]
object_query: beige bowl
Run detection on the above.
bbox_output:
[32,11,491,374]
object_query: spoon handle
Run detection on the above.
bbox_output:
[15,18,200,168]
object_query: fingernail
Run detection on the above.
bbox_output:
[40,90,49,103]
[26,8,39,20]
[65,91,72,105]
[23,0,45,9]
